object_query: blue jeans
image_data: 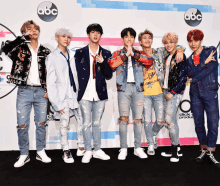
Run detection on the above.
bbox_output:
[143,93,164,146]
[118,83,144,148]
[16,86,48,155]
[79,99,105,151]
[59,107,83,150]
[190,87,219,151]
[152,89,182,146]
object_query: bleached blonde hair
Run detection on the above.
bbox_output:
[55,27,72,37]
[162,32,178,44]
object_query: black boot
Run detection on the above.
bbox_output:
[206,150,220,168]
[195,149,207,163]
[170,145,179,162]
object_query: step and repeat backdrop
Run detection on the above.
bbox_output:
[0,0,220,150]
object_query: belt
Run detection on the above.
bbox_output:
[127,82,135,84]
[27,85,42,87]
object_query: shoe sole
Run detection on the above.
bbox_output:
[93,155,110,160]
[134,152,148,159]
[14,159,30,168]
[147,152,155,156]
[161,153,183,157]
[170,158,179,162]
[64,160,74,163]
[36,157,51,163]
[118,156,127,160]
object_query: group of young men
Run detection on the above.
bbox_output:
[2,20,219,168]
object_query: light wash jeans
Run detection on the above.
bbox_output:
[16,86,48,155]
[59,107,83,150]
[118,83,144,149]
[152,89,182,146]
[79,99,106,151]
[143,93,164,146]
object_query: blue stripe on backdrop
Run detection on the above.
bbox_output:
[77,0,215,13]
[51,131,120,141]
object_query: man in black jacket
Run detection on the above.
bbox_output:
[2,20,51,168]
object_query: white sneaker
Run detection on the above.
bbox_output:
[153,136,158,149]
[36,149,51,163]
[118,148,127,160]
[63,150,74,163]
[82,151,93,163]
[77,148,86,156]
[14,155,30,168]
[147,145,155,155]
[93,149,110,160]
[134,148,148,159]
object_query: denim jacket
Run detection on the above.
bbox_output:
[187,46,218,95]
[108,47,144,92]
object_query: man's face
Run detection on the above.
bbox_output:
[87,30,101,44]
[122,31,135,48]
[164,39,176,53]
[140,34,153,48]
[188,36,202,52]
[27,24,39,40]
[56,35,71,48]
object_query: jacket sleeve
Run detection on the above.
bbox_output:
[1,35,30,59]
[192,46,218,83]
[170,56,188,95]
[46,55,64,112]
[187,58,207,78]
[155,45,185,59]
[135,50,154,66]
[100,51,113,80]
[107,50,127,71]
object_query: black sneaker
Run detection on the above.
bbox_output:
[63,150,74,163]
[161,144,183,157]
[206,151,220,168]
[170,145,179,162]
[195,149,207,163]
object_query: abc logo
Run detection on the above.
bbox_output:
[184,8,202,27]
[37,1,58,22]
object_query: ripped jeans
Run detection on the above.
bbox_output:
[152,89,182,146]
[143,93,164,146]
[59,107,83,150]
[79,99,105,151]
[118,83,144,149]
[16,86,48,155]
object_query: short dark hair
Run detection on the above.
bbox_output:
[121,27,136,38]
[86,23,103,35]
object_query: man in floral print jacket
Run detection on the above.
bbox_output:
[2,20,51,168]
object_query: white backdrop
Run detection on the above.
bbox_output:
[0,0,220,150]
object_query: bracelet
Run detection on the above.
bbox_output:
[177,48,184,53]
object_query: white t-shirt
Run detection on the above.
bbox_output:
[163,54,173,89]
[127,56,135,83]
[27,43,41,86]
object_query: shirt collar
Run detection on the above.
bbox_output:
[89,44,99,56]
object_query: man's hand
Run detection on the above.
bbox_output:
[126,42,134,57]
[205,50,216,64]
[96,50,103,63]
[166,92,173,100]
[58,109,65,115]
[44,93,48,98]
[187,78,192,83]
[175,51,183,63]
[25,28,33,37]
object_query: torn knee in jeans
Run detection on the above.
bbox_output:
[134,118,142,123]
[167,122,171,126]
[120,116,129,123]
[17,124,26,129]
[39,122,45,126]
[157,119,164,125]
